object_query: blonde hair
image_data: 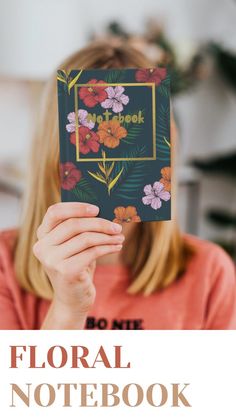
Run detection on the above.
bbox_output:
[14,39,193,300]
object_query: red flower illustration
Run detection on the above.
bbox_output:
[135,68,167,85]
[79,79,108,107]
[70,126,100,154]
[60,162,82,190]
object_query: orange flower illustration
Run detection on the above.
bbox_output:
[97,120,127,148]
[113,206,141,224]
[160,166,171,192]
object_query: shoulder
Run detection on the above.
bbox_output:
[183,234,235,283]
[184,233,234,264]
[0,229,20,302]
[0,228,18,243]
[0,228,18,266]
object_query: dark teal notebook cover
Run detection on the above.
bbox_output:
[57,68,171,223]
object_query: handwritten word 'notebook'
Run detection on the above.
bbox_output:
[57,68,171,223]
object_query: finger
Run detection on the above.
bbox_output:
[57,232,125,259]
[63,244,123,275]
[37,202,99,239]
[45,217,123,245]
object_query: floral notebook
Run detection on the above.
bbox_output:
[57,68,171,223]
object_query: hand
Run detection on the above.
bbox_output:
[33,202,124,328]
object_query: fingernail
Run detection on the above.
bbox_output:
[116,234,125,242]
[112,223,122,232]
[86,205,99,214]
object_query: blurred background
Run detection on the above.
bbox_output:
[0,0,236,260]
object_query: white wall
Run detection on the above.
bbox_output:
[0,0,236,237]
[0,80,35,162]
[0,0,235,79]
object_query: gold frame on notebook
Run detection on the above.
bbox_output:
[74,83,157,162]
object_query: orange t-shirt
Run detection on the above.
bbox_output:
[0,229,236,330]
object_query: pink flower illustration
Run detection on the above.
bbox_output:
[66,110,95,132]
[101,86,129,113]
[142,181,171,210]
[60,162,82,190]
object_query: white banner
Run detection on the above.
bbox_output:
[0,331,235,418]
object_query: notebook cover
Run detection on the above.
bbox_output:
[57,68,171,223]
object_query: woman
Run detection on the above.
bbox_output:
[0,40,235,330]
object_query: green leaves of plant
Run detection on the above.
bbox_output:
[112,146,147,200]
[156,104,171,162]
[72,178,97,204]
[108,168,124,193]
[122,110,145,144]
[68,70,83,94]
[157,74,171,97]
[124,125,143,143]
[104,70,126,83]
[88,151,123,195]
[57,69,83,94]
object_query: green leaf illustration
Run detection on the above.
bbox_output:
[107,161,115,177]
[112,146,147,199]
[122,109,145,143]
[68,69,83,94]
[72,178,97,204]
[108,168,124,193]
[156,104,171,161]
[125,125,143,141]
[157,75,171,97]
[104,70,126,83]
[87,170,107,184]
[57,69,83,94]
[57,70,67,84]
[87,151,123,195]
[163,137,171,147]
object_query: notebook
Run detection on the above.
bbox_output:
[57,68,171,223]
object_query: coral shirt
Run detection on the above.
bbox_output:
[0,229,236,330]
